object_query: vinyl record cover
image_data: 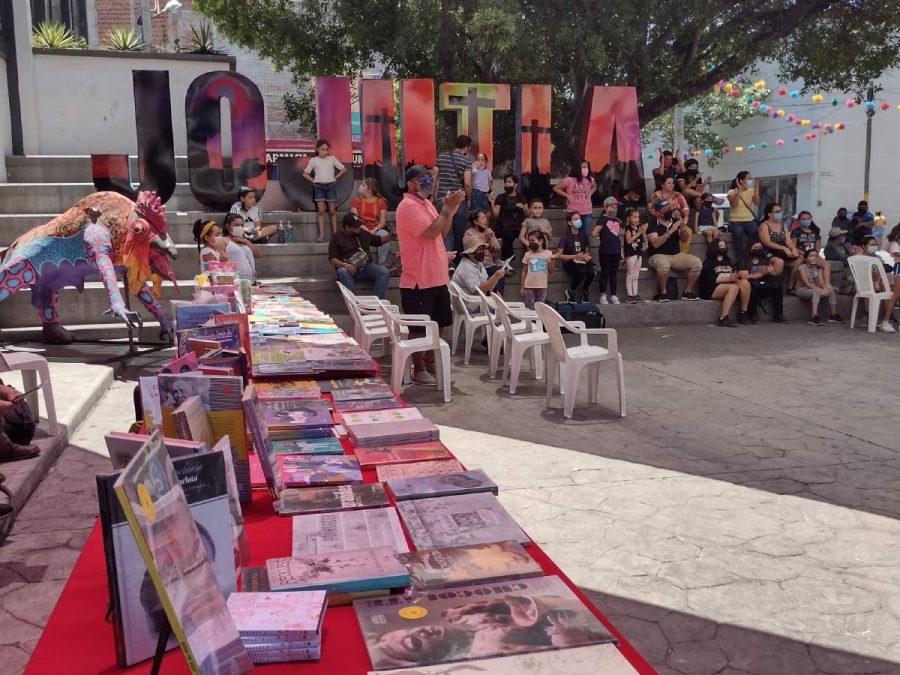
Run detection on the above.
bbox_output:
[112,431,252,674]
[278,483,390,516]
[279,454,363,488]
[375,460,464,483]
[386,469,498,501]
[353,442,453,468]
[399,541,543,591]
[396,493,531,549]
[355,576,616,671]
[291,507,409,557]
[366,644,638,675]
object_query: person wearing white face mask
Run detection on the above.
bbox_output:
[193,219,227,267]
[726,171,760,256]
[553,159,597,232]
[221,213,261,282]
[554,212,596,302]
[351,178,392,265]
[757,202,800,280]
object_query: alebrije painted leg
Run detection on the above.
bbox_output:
[136,283,174,343]
[84,223,141,329]
[39,292,75,345]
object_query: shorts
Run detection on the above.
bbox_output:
[698,224,716,232]
[523,287,547,310]
[400,285,453,333]
[648,252,702,275]
[313,181,337,203]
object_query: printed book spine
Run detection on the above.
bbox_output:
[268,573,410,596]
[171,409,191,442]
[249,649,321,663]
[238,628,320,640]
[239,637,320,647]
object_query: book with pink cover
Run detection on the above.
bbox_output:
[263,402,333,430]
[279,454,363,488]
[255,380,322,402]
[265,546,409,594]
[340,408,423,426]
[376,460,464,483]
[348,419,441,447]
[353,442,453,468]
[227,591,327,639]
[332,398,401,413]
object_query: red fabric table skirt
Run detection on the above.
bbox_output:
[25,487,655,674]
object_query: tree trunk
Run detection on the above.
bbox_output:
[437,0,456,81]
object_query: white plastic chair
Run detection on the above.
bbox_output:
[534,302,626,419]
[378,305,452,403]
[847,255,893,332]
[449,282,491,365]
[0,351,59,435]
[493,294,547,394]
[336,283,403,354]
[476,289,534,379]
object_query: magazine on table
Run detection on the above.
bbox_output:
[399,540,543,591]
[291,507,409,557]
[375,460,464,483]
[266,546,409,594]
[111,431,252,674]
[278,483,391,516]
[386,469,498,501]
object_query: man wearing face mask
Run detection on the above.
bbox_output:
[452,241,506,312]
[647,200,703,302]
[831,207,851,233]
[329,213,394,299]
[492,174,528,272]
[434,135,474,267]
[396,165,466,384]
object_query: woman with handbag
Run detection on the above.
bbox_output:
[726,171,760,256]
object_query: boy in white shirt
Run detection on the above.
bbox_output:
[303,139,347,241]
[229,186,277,242]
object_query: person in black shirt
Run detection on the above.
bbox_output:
[592,197,624,304]
[652,149,683,190]
[554,212,596,302]
[830,207,851,233]
[646,200,702,301]
[789,210,829,292]
[491,174,528,274]
[699,238,751,327]
[329,213,394,299]
[738,243,786,323]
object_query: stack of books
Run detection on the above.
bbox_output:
[263,400,334,441]
[278,454,363,488]
[227,591,326,663]
[254,380,322,402]
[266,546,409,596]
[341,408,440,447]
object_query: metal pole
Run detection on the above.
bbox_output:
[140,0,152,51]
[864,86,874,201]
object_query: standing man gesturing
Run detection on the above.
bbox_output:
[396,165,467,385]
[433,135,473,268]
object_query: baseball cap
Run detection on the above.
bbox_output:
[405,165,430,183]
[603,196,621,207]
[828,227,843,238]
[652,198,670,212]
[342,213,362,229]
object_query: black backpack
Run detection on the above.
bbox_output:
[549,301,606,332]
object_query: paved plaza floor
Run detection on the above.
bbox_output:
[1,320,899,674]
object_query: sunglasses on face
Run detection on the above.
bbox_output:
[418,175,434,185]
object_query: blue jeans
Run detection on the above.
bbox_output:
[438,199,468,264]
[730,220,758,257]
[373,228,390,264]
[336,263,390,299]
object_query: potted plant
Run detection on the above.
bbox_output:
[105,26,145,52]
[32,20,86,49]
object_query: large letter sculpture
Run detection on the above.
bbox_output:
[439,83,511,169]
[360,79,402,209]
[91,71,176,204]
[279,77,355,211]
[400,79,437,172]
[185,71,267,212]
[578,86,646,203]
[516,84,553,203]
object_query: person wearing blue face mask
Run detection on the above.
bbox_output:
[726,171,760,256]
[789,210,829,293]
[758,202,800,282]
[554,212,595,302]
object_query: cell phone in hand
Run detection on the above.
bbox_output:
[11,383,43,403]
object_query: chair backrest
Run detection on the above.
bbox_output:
[491,294,517,337]
[448,282,472,319]
[534,302,569,363]
[336,282,367,331]
[378,303,405,343]
[847,255,890,296]
[474,289,499,329]
[0,351,10,372]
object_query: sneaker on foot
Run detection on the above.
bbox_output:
[599,294,609,305]
[717,316,735,327]
[610,295,621,305]
[828,314,845,324]
[316,234,325,242]
[564,288,575,303]
[625,295,636,304]
[773,314,788,323]
[635,295,648,303]
[879,321,897,333]
[657,293,670,303]
[737,311,750,325]
[580,289,590,303]
[411,369,437,385]
[808,315,822,326]
[750,315,761,325]
[681,291,700,301]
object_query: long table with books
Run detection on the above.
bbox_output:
[24,286,655,675]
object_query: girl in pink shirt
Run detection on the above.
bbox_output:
[554,159,597,231]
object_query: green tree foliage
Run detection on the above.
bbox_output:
[195,0,900,173]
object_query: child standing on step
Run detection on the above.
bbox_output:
[623,208,648,303]
[303,139,347,242]
[521,231,554,309]
[592,197,624,305]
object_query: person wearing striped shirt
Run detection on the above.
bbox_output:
[434,135,473,268]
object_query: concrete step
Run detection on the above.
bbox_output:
[4,155,191,184]
[0,182,207,214]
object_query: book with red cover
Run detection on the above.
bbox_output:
[375,459,464,482]
[352,442,453,468]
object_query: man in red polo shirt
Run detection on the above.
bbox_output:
[396,165,466,385]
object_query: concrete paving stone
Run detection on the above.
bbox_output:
[0,580,67,627]
[658,611,717,645]
[782,576,883,615]
[589,549,662,577]
[658,560,742,590]
[0,531,73,560]
[602,614,670,665]
[619,537,701,563]
[0,607,43,646]
[496,490,570,522]
[688,580,794,622]
[715,622,821,675]
[1,547,82,584]
[536,484,611,511]
[612,575,688,616]
[806,538,900,569]
[843,611,900,649]
[665,639,728,674]
[808,643,900,674]
[603,519,672,547]
[517,510,615,545]
[0,645,32,675]
[698,547,800,583]
[648,505,783,546]
[758,609,847,636]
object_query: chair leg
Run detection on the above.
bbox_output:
[391,351,406,392]
[563,363,580,419]
[588,363,600,405]
[544,350,555,409]
[35,363,59,435]
[438,342,452,403]
[22,369,40,422]
[451,316,461,354]
[868,300,880,333]
[463,323,474,365]
[850,296,858,329]
[489,332,503,378]
[508,341,524,394]
[616,354,626,418]
[533,342,543,380]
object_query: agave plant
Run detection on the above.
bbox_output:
[185,21,225,55]
[32,20,79,49]
[105,26,144,52]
